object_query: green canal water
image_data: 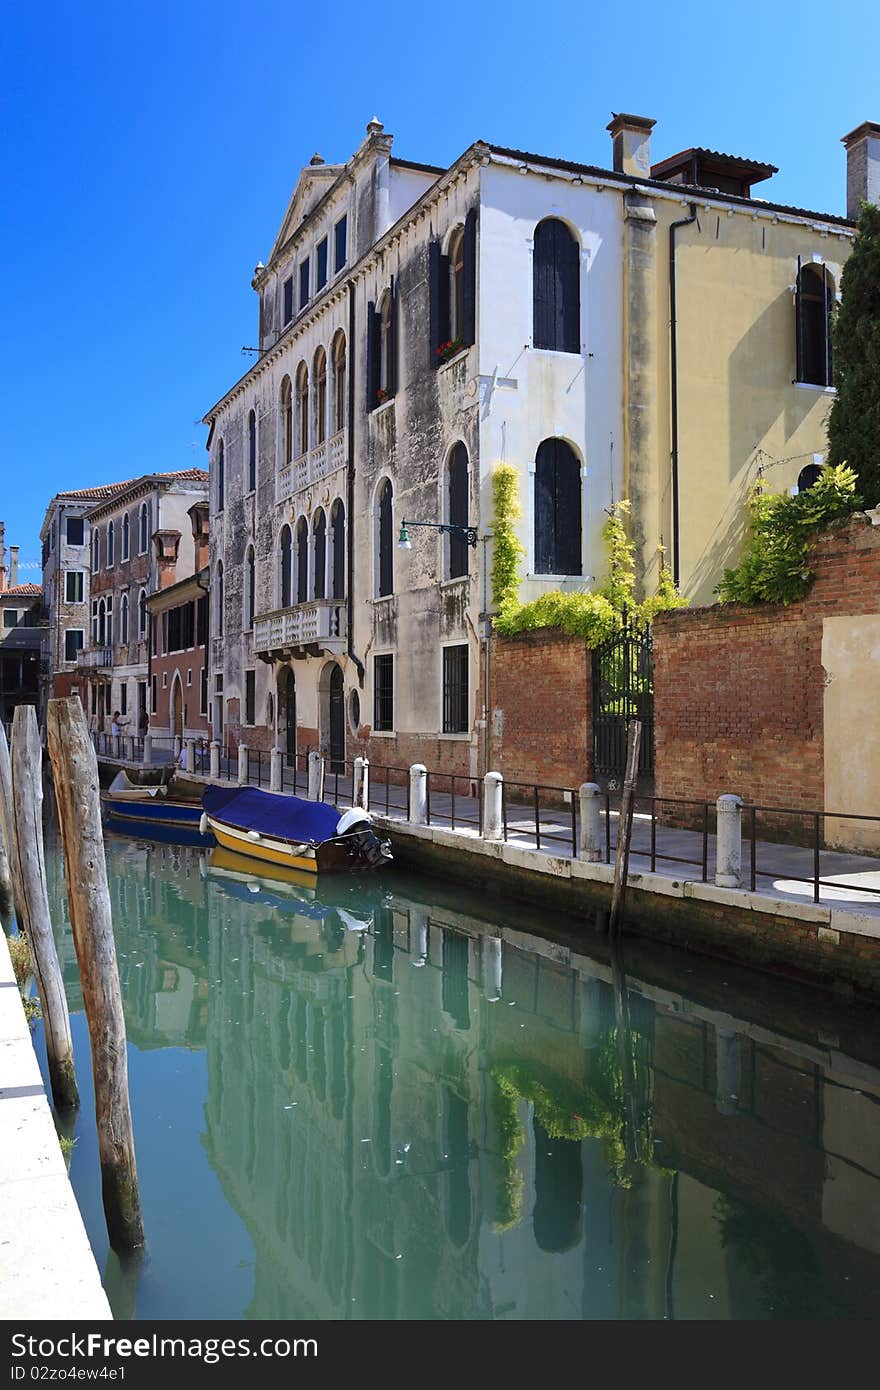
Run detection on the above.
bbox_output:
[26,823,880,1319]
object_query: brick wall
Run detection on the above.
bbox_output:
[654,513,880,812]
[488,629,592,788]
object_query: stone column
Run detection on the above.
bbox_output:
[143,734,152,765]
[579,782,602,861]
[409,764,427,825]
[237,743,249,785]
[483,771,503,840]
[270,747,282,793]
[308,751,324,801]
[715,794,743,888]
[209,741,220,780]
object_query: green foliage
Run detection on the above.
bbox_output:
[717,463,861,605]
[827,202,880,509]
[58,1133,77,1159]
[7,931,31,987]
[490,480,686,645]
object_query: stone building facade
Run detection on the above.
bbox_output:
[146,503,211,743]
[203,115,870,778]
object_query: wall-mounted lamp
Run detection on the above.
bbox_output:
[398,519,479,550]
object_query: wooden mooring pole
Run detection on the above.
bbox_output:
[7,708,79,1109]
[608,719,642,937]
[0,725,16,916]
[46,697,144,1251]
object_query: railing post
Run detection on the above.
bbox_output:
[237,743,249,786]
[209,740,220,780]
[353,755,363,807]
[579,782,602,861]
[353,755,370,810]
[483,770,504,840]
[143,733,152,764]
[715,793,743,888]
[307,751,324,801]
[185,737,196,774]
[173,734,182,762]
[270,746,282,793]
[409,764,427,825]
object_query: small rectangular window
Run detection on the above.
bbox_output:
[3,610,18,629]
[66,517,84,546]
[316,238,328,290]
[119,685,128,715]
[64,629,85,662]
[245,669,256,726]
[151,675,157,713]
[442,645,469,733]
[283,277,294,324]
[373,654,394,732]
[162,672,168,689]
[299,258,310,311]
[186,669,193,687]
[334,215,347,272]
[65,571,84,603]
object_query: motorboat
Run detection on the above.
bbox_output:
[102,768,211,836]
[200,785,392,874]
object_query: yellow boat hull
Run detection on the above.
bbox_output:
[207,817,318,874]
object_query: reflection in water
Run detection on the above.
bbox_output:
[33,824,880,1320]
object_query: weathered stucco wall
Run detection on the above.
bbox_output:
[822,613,880,851]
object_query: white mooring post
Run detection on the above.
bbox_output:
[209,740,220,779]
[579,782,602,861]
[270,747,282,793]
[715,794,743,888]
[483,936,503,1001]
[237,743,249,785]
[483,770,503,840]
[185,738,196,774]
[409,764,427,824]
[143,733,152,765]
[353,756,370,811]
[352,756,363,807]
[308,751,325,801]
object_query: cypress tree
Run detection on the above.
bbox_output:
[827,202,880,507]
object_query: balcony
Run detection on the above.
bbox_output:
[76,646,113,673]
[253,599,346,660]
[276,429,346,505]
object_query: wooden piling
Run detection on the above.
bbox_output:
[8,708,79,1109]
[0,724,19,919]
[608,719,642,937]
[46,697,144,1251]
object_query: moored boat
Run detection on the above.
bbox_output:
[103,768,210,835]
[201,785,392,874]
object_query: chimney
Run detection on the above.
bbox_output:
[842,120,880,220]
[0,521,6,593]
[9,546,18,588]
[188,502,210,572]
[607,113,656,179]
[153,530,182,589]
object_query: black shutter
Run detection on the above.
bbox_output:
[388,276,398,397]
[461,209,477,347]
[314,512,326,600]
[296,521,308,603]
[555,442,582,575]
[824,263,833,388]
[448,444,469,579]
[559,223,580,353]
[795,255,804,383]
[332,505,345,599]
[533,221,555,349]
[429,240,450,367]
[379,482,393,597]
[366,301,379,410]
[534,443,554,573]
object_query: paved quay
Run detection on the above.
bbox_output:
[0,931,111,1320]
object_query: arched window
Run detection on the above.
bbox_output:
[244,546,255,631]
[377,479,393,598]
[796,262,834,387]
[98,598,106,646]
[122,512,130,562]
[295,518,308,604]
[216,561,224,636]
[314,348,327,445]
[280,377,293,466]
[533,218,580,353]
[139,502,149,554]
[446,443,469,579]
[296,363,309,457]
[332,332,346,433]
[279,524,292,608]
[107,520,115,568]
[449,228,465,342]
[534,439,582,575]
[217,439,225,511]
[92,528,100,573]
[330,500,345,600]
[138,589,147,639]
[312,509,327,600]
[380,294,394,393]
[247,409,257,492]
[120,594,129,645]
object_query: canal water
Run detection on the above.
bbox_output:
[25,823,880,1319]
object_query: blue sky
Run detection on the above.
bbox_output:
[2,0,877,567]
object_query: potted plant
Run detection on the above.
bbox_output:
[436,337,465,364]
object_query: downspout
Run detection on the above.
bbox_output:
[346,282,365,687]
[668,202,697,589]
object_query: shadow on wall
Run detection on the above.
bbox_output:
[726,291,815,485]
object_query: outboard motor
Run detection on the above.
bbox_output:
[335,809,393,868]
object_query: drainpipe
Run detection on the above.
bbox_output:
[346,282,365,688]
[669,202,697,589]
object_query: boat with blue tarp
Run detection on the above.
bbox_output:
[200,784,392,874]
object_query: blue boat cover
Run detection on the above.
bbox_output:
[202,785,341,844]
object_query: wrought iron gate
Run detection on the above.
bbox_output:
[592,622,654,784]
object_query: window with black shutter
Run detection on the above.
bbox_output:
[316,238,328,291]
[296,518,308,603]
[374,654,393,731]
[377,479,393,597]
[442,645,468,733]
[533,218,580,353]
[64,629,84,662]
[245,670,256,727]
[168,606,182,652]
[280,525,292,607]
[216,562,224,636]
[313,510,326,600]
[196,596,207,647]
[334,215,347,272]
[283,277,294,324]
[248,409,257,492]
[66,517,84,546]
[182,601,195,650]
[429,240,449,367]
[245,547,255,630]
[447,444,469,579]
[331,501,345,600]
[796,262,834,387]
[534,439,582,575]
[65,571,84,603]
[217,440,225,511]
[299,257,310,311]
